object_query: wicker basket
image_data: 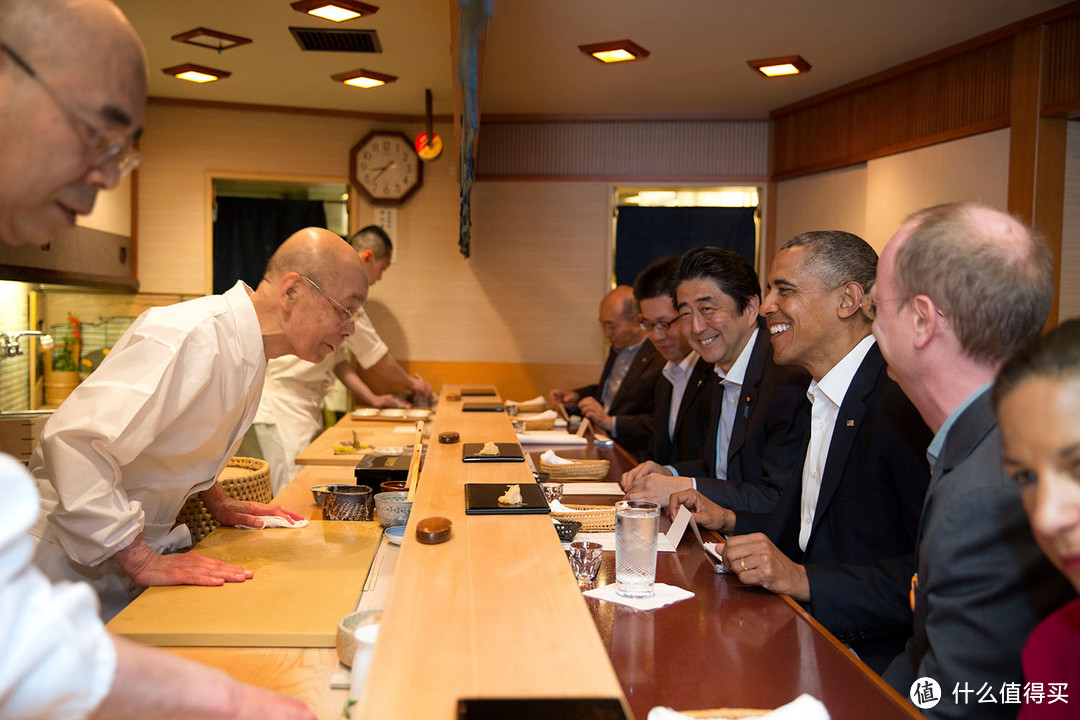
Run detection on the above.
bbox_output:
[522,416,555,431]
[539,457,611,480]
[172,456,272,547]
[550,504,615,532]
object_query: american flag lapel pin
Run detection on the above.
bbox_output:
[846,419,855,427]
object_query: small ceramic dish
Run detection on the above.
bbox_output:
[405,408,431,420]
[379,408,407,418]
[352,407,379,418]
[384,525,406,545]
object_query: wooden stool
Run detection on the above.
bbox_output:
[172,456,272,547]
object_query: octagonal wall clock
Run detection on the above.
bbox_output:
[349,130,423,206]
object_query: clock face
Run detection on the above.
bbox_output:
[350,131,423,206]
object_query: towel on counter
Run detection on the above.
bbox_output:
[647,693,830,720]
[539,450,574,465]
[236,517,310,530]
[517,430,588,446]
[583,582,693,611]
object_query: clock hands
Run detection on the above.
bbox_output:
[372,161,397,181]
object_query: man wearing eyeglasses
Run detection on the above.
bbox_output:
[632,256,716,467]
[27,227,368,623]
[0,1,319,717]
[549,285,666,461]
[621,247,810,512]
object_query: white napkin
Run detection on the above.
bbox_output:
[235,517,309,530]
[583,582,693,610]
[506,395,546,408]
[557,482,623,495]
[540,450,574,465]
[521,409,559,420]
[549,499,589,513]
[647,693,830,720]
[518,431,588,446]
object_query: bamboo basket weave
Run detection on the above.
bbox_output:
[172,456,272,547]
[522,416,555,431]
[539,457,610,480]
[549,504,615,532]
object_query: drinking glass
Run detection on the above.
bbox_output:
[615,500,660,598]
[569,541,603,587]
[539,482,563,504]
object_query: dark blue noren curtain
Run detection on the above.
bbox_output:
[614,206,757,287]
[212,197,328,295]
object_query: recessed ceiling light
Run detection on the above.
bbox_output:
[290,0,379,22]
[162,63,231,84]
[171,27,252,51]
[747,55,811,77]
[331,68,397,88]
[579,40,650,64]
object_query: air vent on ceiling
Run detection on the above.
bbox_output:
[289,26,381,53]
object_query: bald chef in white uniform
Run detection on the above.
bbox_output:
[28,227,369,621]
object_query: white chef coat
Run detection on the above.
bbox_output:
[28,281,267,620]
[253,311,389,493]
[1,453,116,719]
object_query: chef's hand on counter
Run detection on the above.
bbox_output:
[373,393,409,409]
[113,533,255,588]
[407,374,434,401]
[577,397,613,432]
[199,482,305,529]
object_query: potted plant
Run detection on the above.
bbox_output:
[43,314,82,406]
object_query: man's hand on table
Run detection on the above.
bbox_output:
[200,482,305,528]
[577,397,613,432]
[622,472,692,506]
[621,460,670,488]
[373,393,410,409]
[113,533,254,588]
[407,375,434,401]
[668,489,736,534]
[721,533,811,602]
[548,388,579,407]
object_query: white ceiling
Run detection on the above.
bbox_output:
[114,0,1072,120]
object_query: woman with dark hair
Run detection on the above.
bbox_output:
[994,319,1080,719]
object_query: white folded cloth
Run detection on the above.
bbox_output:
[236,517,309,530]
[520,409,558,420]
[548,499,589,513]
[505,395,546,407]
[539,450,574,465]
[517,431,588,446]
[583,582,693,610]
[647,693,830,720]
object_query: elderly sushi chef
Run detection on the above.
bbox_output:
[28,226,369,621]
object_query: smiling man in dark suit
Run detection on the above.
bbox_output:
[549,285,665,460]
[671,231,932,673]
[622,247,810,513]
[632,256,716,466]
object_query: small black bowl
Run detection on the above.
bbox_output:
[554,519,582,542]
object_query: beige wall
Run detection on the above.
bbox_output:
[773,164,868,248]
[864,129,1010,250]
[79,173,132,236]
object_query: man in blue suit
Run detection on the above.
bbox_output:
[872,203,1073,717]
[671,231,932,673]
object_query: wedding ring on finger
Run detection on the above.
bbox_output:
[739,557,747,572]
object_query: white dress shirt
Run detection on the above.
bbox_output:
[602,337,645,411]
[798,334,877,552]
[1,453,115,718]
[712,327,759,481]
[661,351,700,440]
[28,281,267,620]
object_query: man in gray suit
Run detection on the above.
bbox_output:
[873,202,1073,718]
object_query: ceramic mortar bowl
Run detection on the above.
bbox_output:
[323,485,373,521]
[311,483,354,508]
[336,609,383,668]
[374,491,412,528]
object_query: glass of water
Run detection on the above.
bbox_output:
[615,500,660,598]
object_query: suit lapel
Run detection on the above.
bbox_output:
[673,358,712,436]
[728,330,769,461]
[597,348,617,395]
[810,344,885,537]
[611,341,655,409]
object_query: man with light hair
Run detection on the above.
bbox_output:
[0,1,316,717]
[872,202,1073,718]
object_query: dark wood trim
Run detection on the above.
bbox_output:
[0,264,139,292]
[771,118,1009,182]
[146,96,453,124]
[475,174,768,183]
[480,112,768,124]
[1042,98,1080,118]
[770,0,1080,119]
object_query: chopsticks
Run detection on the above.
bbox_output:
[405,420,423,501]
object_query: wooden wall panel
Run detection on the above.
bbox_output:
[771,39,1011,180]
[1044,14,1080,115]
